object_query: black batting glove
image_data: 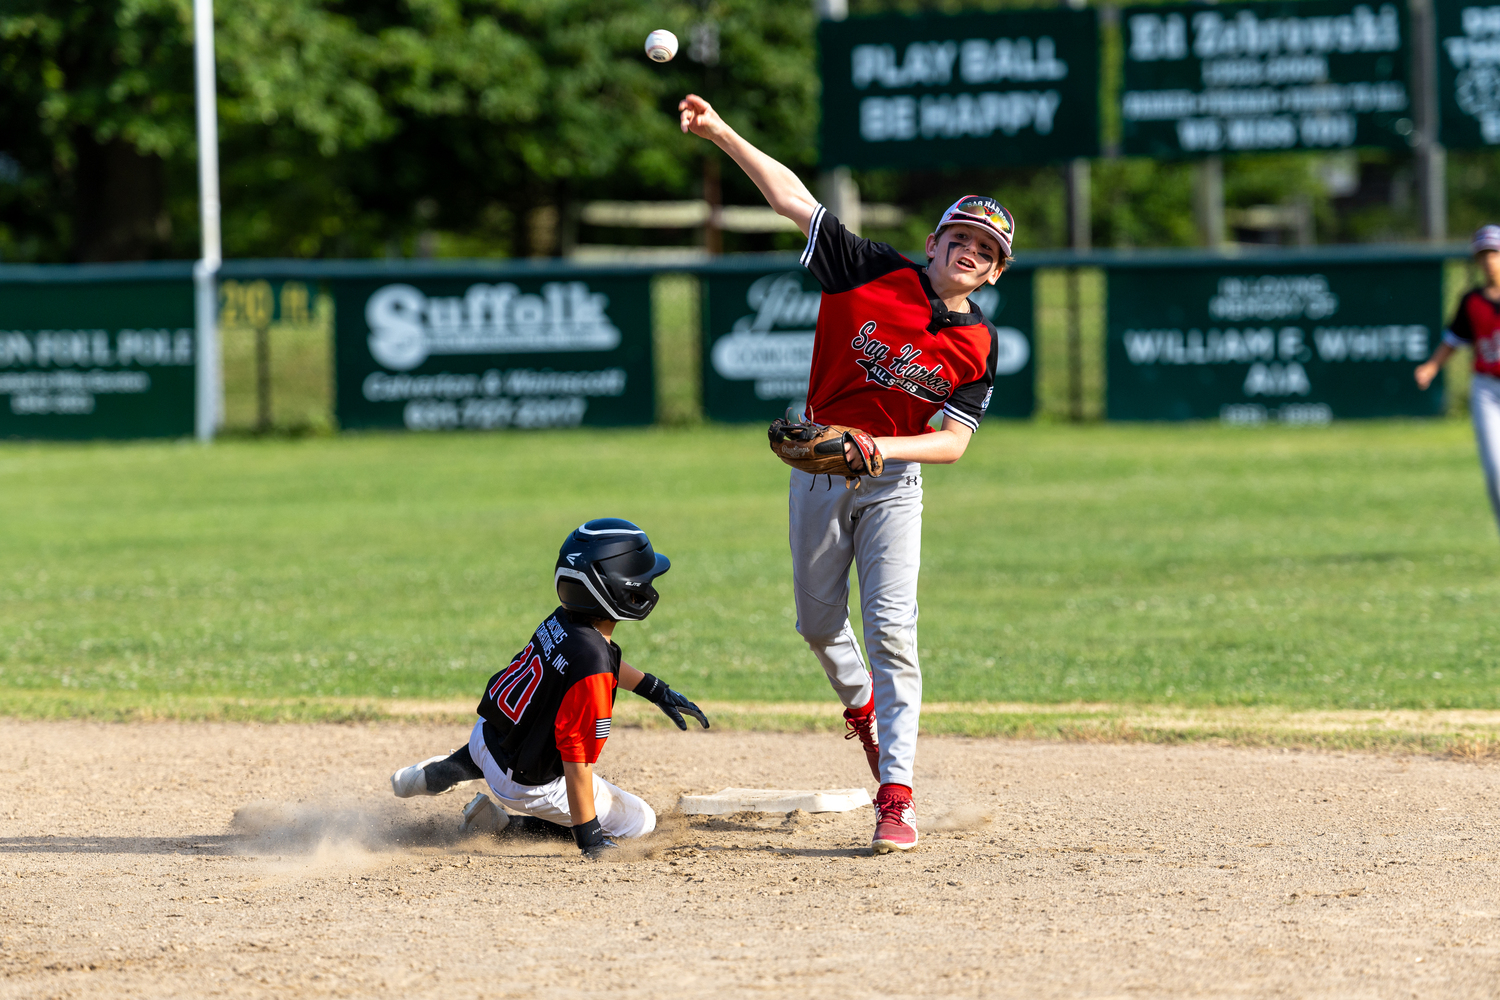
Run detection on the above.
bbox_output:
[582,839,617,860]
[572,817,617,860]
[658,688,710,730]
[634,673,710,730]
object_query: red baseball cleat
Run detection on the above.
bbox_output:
[843,701,880,781]
[871,784,918,854]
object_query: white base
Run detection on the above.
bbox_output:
[679,787,872,815]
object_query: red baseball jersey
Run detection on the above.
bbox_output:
[1446,289,1500,377]
[800,206,1000,437]
[476,607,618,786]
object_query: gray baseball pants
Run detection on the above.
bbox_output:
[788,463,923,788]
[1472,373,1500,533]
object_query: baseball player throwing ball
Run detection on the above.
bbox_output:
[389,519,709,859]
[679,94,1012,854]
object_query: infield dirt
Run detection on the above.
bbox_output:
[1,720,1497,999]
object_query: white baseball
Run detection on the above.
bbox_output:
[645,29,678,63]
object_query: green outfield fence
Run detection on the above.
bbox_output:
[0,245,1480,439]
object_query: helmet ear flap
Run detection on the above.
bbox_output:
[555,575,607,617]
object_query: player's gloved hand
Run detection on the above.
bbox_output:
[634,673,710,730]
[582,839,618,860]
[572,817,617,860]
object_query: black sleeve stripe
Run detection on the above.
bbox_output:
[941,405,980,431]
[800,205,826,267]
[942,382,989,426]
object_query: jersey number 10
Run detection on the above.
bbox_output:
[489,642,544,723]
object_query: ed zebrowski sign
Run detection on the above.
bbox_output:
[1122,1,1412,157]
[333,274,653,431]
[1107,262,1443,422]
[702,268,1035,422]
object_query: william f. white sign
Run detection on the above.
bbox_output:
[1107,263,1442,422]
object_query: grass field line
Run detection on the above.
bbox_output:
[7,691,1500,759]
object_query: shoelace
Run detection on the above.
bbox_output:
[874,795,912,823]
[844,713,877,750]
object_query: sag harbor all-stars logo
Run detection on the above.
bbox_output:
[850,321,953,402]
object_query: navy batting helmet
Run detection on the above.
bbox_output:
[554,518,671,621]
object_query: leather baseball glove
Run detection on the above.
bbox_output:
[768,419,884,481]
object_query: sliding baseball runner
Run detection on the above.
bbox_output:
[389,518,709,859]
[678,94,1013,853]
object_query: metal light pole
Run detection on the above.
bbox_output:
[1063,0,1092,420]
[1410,0,1447,241]
[193,0,222,442]
[1065,158,1090,421]
[815,0,861,233]
[1194,157,1225,248]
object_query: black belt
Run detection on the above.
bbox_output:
[480,720,557,787]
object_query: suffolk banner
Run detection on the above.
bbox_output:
[1106,261,1443,421]
[1121,1,1412,157]
[702,265,1034,422]
[0,268,195,439]
[818,9,1099,168]
[1436,0,1500,147]
[332,273,653,431]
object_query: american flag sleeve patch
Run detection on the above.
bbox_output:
[555,672,616,764]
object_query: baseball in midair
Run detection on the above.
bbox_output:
[644,29,679,63]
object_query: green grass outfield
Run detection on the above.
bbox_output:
[4,421,1500,749]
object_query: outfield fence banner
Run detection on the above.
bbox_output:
[0,264,195,439]
[1435,0,1500,147]
[327,271,654,431]
[1106,258,1444,422]
[701,261,1034,423]
[818,9,1100,169]
[1121,1,1412,158]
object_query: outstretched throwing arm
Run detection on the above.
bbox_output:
[679,94,818,236]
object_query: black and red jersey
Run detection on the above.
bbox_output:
[1446,289,1500,377]
[800,206,1000,438]
[476,607,619,786]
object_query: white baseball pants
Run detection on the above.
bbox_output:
[1472,373,1500,534]
[788,463,923,788]
[467,720,656,839]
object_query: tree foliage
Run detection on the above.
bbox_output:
[2,0,1489,262]
[0,0,817,261]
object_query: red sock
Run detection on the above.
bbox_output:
[877,782,911,801]
[845,696,874,718]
